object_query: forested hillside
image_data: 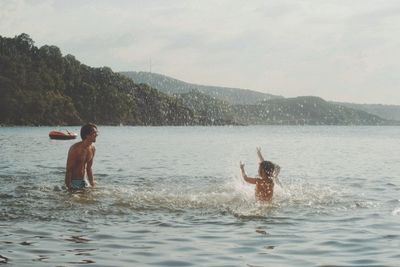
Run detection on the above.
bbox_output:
[177,90,236,125]
[233,96,390,125]
[332,102,400,122]
[0,34,198,126]
[172,90,392,125]
[0,34,395,126]
[121,71,282,105]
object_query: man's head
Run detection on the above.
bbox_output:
[80,123,98,141]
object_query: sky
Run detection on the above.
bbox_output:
[1,0,400,104]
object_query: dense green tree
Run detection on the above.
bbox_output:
[0,33,392,126]
[0,34,199,126]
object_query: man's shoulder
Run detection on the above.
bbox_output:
[69,141,83,150]
[87,144,96,154]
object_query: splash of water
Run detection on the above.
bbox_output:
[0,172,377,222]
[391,207,400,216]
[91,173,362,218]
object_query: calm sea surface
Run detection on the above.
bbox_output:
[0,126,399,267]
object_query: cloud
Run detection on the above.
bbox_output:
[1,0,400,104]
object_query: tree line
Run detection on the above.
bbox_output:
[0,34,392,126]
[0,33,202,126]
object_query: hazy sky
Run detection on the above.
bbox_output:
[1,0,400,104]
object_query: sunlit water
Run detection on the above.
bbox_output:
[0,126,399,267]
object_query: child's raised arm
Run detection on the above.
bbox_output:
[240,161,257,184]
[256,147,265,163]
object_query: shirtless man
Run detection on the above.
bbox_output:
[240,147,281,202]
[65,123,98,191]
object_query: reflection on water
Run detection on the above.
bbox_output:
[0,255,9,264]
[1,126,400,266]
[66,248,97,256]
[64,236,91,244]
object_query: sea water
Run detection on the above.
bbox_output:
[0,126,399,267]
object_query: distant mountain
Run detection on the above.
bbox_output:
[176,90,237,125]
[121,71,400,124]
[233,96,391,125]
[332,102,400,122]
[121,71,398,125]
[120,71,282,105]
[2,33,396,126]
[173,90,391,125]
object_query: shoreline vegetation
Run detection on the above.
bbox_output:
[1,33,399,126]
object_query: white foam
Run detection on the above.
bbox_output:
[88,172,369,218]
[391,207,400,216]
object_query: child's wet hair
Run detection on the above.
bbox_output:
[260,161,280,177]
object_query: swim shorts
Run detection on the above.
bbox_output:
[71,179,86,190]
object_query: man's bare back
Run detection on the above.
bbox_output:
[67,142,95,179]
[65,124,98,191]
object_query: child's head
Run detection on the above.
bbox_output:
[259,161,280,178]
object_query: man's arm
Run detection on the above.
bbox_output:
[65,149,73,190]
[256,147,264,163]
[240,162,257,184]
[86,147,96,187]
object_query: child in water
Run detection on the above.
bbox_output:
[240,147,281,202]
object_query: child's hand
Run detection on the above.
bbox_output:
[256,147,264,162]
[240,161,245,169]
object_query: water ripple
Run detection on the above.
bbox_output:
[1,126,400,267]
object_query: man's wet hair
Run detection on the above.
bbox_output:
[80,123,97,140]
